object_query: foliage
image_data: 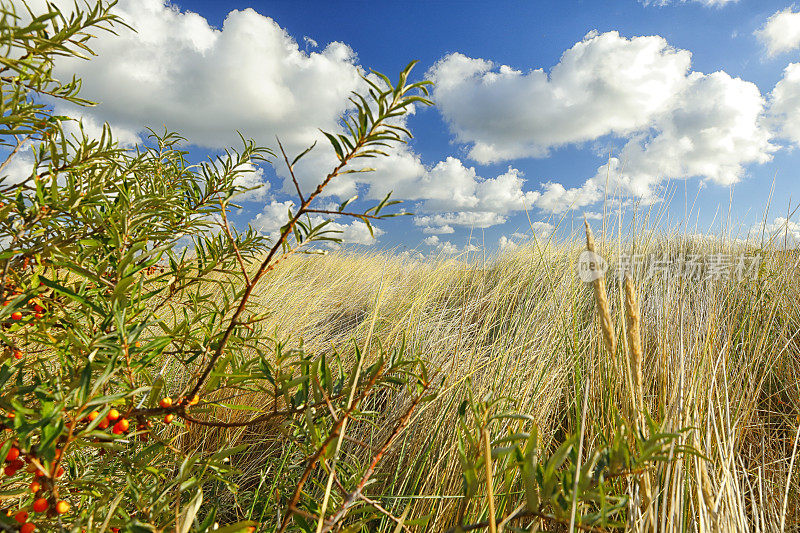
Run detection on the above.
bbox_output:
[0,1,697,532]
[0,0,434,530]
[452,385,682,532]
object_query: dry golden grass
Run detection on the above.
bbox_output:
[177,225,800,531]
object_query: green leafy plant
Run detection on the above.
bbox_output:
[0,0,433,530]
[451,384,684,532]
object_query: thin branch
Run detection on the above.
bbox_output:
[277,137,305,204]
[305,209,383,220]
[276,362,385,533]
[0,134,29,176]
[320,379,433,533]
[359,494,413,533]
[217,196,251,286]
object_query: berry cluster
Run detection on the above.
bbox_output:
[3,443,69,532]
[1,393,200,531]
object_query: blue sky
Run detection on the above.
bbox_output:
[15,0,800,253]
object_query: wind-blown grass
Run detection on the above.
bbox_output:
[181,226,800,531]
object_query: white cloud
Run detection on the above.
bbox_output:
[32,0,364,204]
[422,234,480,255]
[498,235,518,252]
[233,163,270,202]
[422,225,455,234]
[414,212,507,230]
[428,32,692,163]
[756,8,800,57]
[429,31,775,213]
[769,62,800,146]
[361,153,541,231]
[32,0,540,236]
[251,200,296,240]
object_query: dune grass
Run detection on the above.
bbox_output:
[175,221,800,531]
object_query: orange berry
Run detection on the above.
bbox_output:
[10,311,22,320]
[55,500,69,514]
[20,523,36,533]
[1,301,9,306]
[87,410,100,422]
[158,397,172,408]
[97,418,109,430]
[33,313,43,319]
[12,349,22,360]
[32,498,47,513]
[14,510,28,523]
[29,480,40,492]
[188,394,199,406]
[106,409,119,421]
[163,414,174,424]
[6,446,19,461]
[112,419,129,434]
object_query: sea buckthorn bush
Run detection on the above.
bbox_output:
[0,2,683,532]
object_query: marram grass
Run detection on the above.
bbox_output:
[181,230,800,532]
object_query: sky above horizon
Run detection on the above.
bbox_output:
[13,0,800,255]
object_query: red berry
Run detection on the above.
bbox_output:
[10,311,22,320]
[32,304,43,313]
[55,466,64,478]
[32,498,47,512]
[163,414,174,424]
[55,500,69,514]
[86,410,99,422]
[14,510,28,523]
[12,349,22,360]
[29,480,40,492]
[97,418,109,430]
[4,463,19,476]
[33,313,43,319]
[20,523,36,533]
[112,419,129,434]
[158,397,172,408]
[106,409,119,421]
[5,446,19,461]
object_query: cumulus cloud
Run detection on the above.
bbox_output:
[428,32,692,163]
[429,31,775,213]
[364,153,540,230]
[757,217,800,246]
[769,63,800,147]
[47,0,363,153]
[756,8,800,57]
[23,0,543,237]
[423,235,478,255]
